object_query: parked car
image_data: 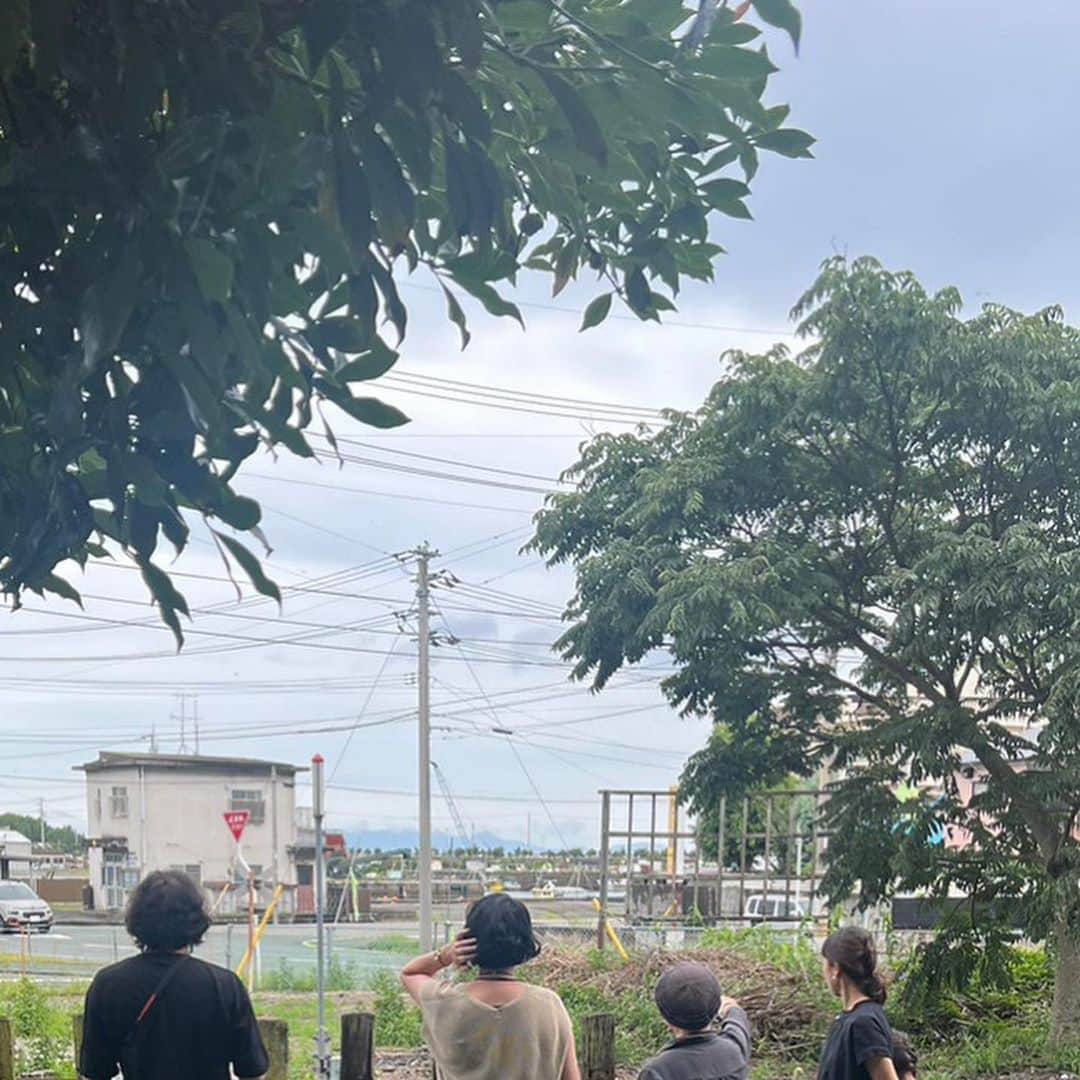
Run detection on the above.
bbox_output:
[0,882,54,933]
[744,893,807,926]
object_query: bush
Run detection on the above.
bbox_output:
[0,978,72,1077]
[370,970,423,1048]
[259,956,361,992]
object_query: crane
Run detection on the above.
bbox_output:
[431,761,472,852]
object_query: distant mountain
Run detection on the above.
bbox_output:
[343,826,541,853]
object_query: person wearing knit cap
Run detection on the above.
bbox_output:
[637,962,751,1080]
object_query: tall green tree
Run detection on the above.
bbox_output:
[532,257,1080,1040]
[0,0,810,640]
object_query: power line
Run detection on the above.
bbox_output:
[375,380,655,425]
[398,280,794,337]
[245,471,534,515]
[309,436,567,487]
[382,371,664,419]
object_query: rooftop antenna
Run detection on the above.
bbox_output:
[173,693,190,754]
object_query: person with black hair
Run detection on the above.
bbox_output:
[400,893,581,1080]
[78,870,268,1080]
[818,926,899,1080]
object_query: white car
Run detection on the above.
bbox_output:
[0,882,54,933]
[744,893,807,925]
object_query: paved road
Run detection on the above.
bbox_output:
[0,921,417,980]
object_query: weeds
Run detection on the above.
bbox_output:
[370,970,423,1048]
[259,957,362,992]
[0,978,73,1078]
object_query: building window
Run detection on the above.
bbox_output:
[170,864,202,887]
[230,789,265,825]
[95,788,102,823]
[110,786,129,819]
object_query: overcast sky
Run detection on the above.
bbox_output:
[4,1,1080,852]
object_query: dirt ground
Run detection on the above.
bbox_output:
[374,1052,639,1079]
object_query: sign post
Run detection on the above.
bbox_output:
[223,811,253,990]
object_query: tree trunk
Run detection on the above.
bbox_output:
[1052,919,1080,1043]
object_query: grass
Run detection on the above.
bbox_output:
[4,935,1080,1079]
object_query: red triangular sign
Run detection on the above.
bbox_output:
[224,811,250,842]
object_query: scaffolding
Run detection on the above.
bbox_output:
[595,787,828,948]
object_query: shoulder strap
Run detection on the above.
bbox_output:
[126,956,189,1039]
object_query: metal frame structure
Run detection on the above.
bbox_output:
[596,787,828,948]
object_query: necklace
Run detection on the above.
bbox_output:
[476,972,517,982]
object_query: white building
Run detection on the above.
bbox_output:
[77,752,304,913]
[0,830,32,881]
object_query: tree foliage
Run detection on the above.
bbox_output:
[0,0,810,641]
[532,257,1080,1033]
[0,813,84,855]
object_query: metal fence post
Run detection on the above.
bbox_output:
[581,1014,616,1080]
[597,792,611,950]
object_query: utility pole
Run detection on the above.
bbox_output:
[312,754,331,1080]
[193,697,200,755]
[39,799,45,844]
[415,543,436,953]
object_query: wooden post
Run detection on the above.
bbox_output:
[581,1013,616,1080]
[0,1018,13,1080]
[340,1012,375,1080]
[258,1018,289,1080]
[72,1014,85,1073]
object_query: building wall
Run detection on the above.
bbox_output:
[85,764,297,911]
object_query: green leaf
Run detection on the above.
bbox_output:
[307,316,371,355]
[626,267,651,316]
[754,128,816,158]
[495,0,551,33]
[215,533,282,608]
[751,0,802,49]
[360,129,415,249]
[41,573,83,608]
[454,277,525,328]
[216,495,262,531]
[580,293,613,332]
[441,281,471,349]
[701,178,752,203]
[697,45,778,80]
[138,557,190,649]
[316,379,410,429]
[440,69,492,144]
[184,237,234,303]
[80,245,141,371]
[715,197,753,220]
[553,237,582,298]
[0,0,29,79]
[538,71,607,166]
[303,0,350,73]
[337,337,400,382]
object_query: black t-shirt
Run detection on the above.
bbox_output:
[79,952,269,1080]
[818,1001,892,1080]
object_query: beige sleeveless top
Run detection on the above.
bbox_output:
[419,980,572,1080]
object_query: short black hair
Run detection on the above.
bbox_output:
[125,870,211,952]
[465,893,541,971]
